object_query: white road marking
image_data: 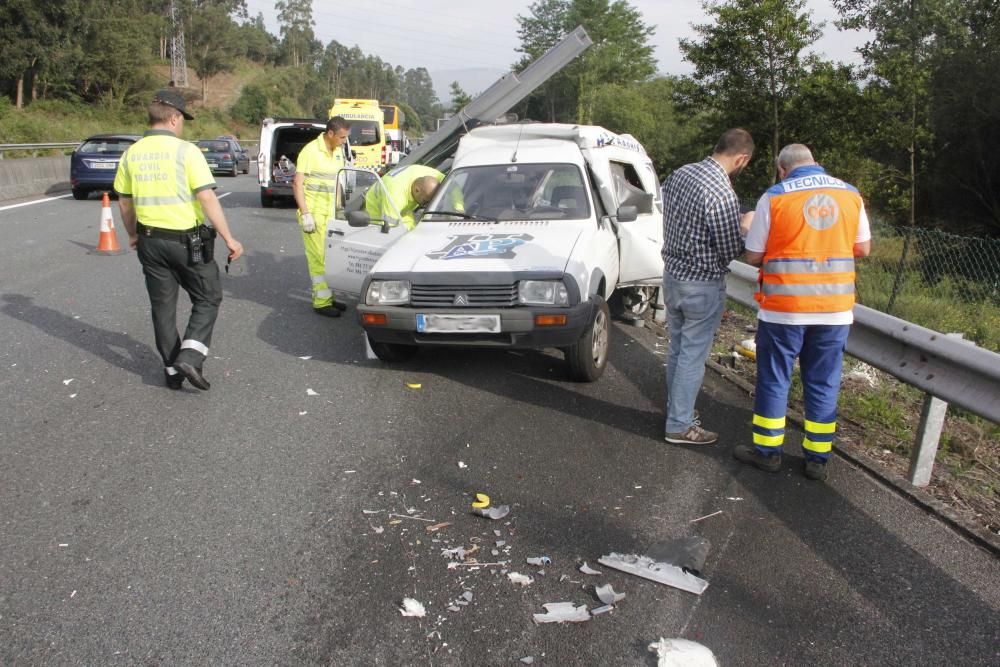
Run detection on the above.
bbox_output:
[217,192,232,200]
[0,194,72,211]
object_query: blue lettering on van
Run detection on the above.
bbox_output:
[426,233,534,260]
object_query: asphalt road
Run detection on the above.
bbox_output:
[1,173,998,666]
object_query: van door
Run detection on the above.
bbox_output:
[324,168,407,299]
[609,160,664,285]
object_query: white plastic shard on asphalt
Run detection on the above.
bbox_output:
[579,562,602,575]
[647,638,718,667]
[532,602,591,624]
[598,553,709,595]
[526,556,551,566]
[507,572,534,586]
[306,388,318,396]
[595,583,626,604]
[399,598,426,617]
[473,505,510,520]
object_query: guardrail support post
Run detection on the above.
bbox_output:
[907,332,966,487]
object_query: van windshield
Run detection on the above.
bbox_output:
[349,121,381,147]
[426,163,590,221]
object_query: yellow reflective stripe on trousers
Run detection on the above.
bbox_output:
[802,438,833,453]
[753,414,786,430]
[804,419,836,434]
[752,432,784,447]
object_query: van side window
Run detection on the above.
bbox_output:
[609,161,653,214]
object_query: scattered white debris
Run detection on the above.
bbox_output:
[69,393,77,398]
[595,584,626,605]
[306,388,318,396]
[411,478,422,485]
[399,598,426,617]
[846,361,879,388]
[591,604,614,615]
[372,526,384,534]
[690,510,723,523]
[725,497,744,501]
[599,553,709,595]
[736,338,757,360]
[448,605,461,612]
[58,543,68,547]
[520,658,534,665]
[473,505,510,520]
[70,590,77,598]
[508,572,534,587]
[343,470,356,474]
[458,461,468,469]
[579,562,602,575]
[362,510,383,515]
[63,379,74,385]
[533,602,590,624]
[298,411,307,416]
[461,591,473,602]
[526,556,551,566]
[298,355,312,360]
[559,574,570,582]
[647,638,718,667]
[441,546,469,560]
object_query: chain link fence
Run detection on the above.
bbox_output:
[858,222,1000,352]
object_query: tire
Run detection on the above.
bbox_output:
[368,335,418,362]
[609,286,653,320]
[72,187,88,200]
[261,192,273,208]
[564,295,610,382]
[230,165,238,177]
[242,164,249,175]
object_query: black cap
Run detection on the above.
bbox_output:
[152,89,194,120]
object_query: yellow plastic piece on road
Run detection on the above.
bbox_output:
[406,383,422,389]
[737,338,757,360]
[471,493,490,509]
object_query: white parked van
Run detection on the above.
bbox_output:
[257,117,352,208]
[323,124,664,381]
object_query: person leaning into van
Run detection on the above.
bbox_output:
[364,164,450,230]
[114,89,243,391]
[293,116,350,318]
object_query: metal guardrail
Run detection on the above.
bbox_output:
[726,260,1000,485]
[0,142,80,158]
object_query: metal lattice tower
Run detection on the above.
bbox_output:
[169,0,187,88]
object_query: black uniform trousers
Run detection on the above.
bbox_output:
[136,231,222,371]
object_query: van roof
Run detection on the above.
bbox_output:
[465,123,648,157]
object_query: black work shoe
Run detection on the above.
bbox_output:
[175,361,211,391]
[331,301,348,312]
[733,444,782,472]
[165,372,184,390]
[804,459,829,481]
[314,306,341,318]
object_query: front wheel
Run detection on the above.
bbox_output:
[72,187,88,200]
[260,192,273,208]
[230,165,238,177]
[564,296,610,382]
[368,335,418,362]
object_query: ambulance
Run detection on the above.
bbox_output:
[322,124,664,381]
[327,99,390,171]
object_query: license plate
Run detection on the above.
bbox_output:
[208,163,218,168]
[416,313,501,333]
[93,162,116,169]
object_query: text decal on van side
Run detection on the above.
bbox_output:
[426,234,534,260]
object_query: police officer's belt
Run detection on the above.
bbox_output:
[137,222,199,242]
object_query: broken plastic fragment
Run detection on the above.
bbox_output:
[306,388,318,396]
[591,604,614,615]
[441,546,468,560]
[579,562,602,575]
[520,658,534,665]
[595,584,626,605]
[458,461,468,469]
[526,556,551,566]
[646,536,711,575]
[461,591,473,602]
[532,602,590,624]
[399,598,426,617]
[471,493,490,509]
[406,382,422,389]
[473,505,510,520]
[508,572,534,586]
[447,605,461,612]
[598,553,708,595]
[298,355,312,360]
[647,638,718,667]
[425,522,452,533]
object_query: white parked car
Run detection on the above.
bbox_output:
[323,124,664,381]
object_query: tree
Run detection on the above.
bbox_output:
[275,0,314,67]
[187,3,243,100]
[449,81,471,113]
[514,0,656,124]
[680,0,820,185]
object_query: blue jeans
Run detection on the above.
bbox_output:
[664,273,726,433]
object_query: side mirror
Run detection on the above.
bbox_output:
[616,205,638,223]
[347,210,372,227]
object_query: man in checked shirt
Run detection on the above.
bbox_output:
[661,129,754,445]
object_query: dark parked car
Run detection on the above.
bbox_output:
[195,139,249,176]
[70,134,141,200]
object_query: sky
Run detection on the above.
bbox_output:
[243,0,871,96]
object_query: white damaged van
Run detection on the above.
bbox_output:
[323,123,664,381]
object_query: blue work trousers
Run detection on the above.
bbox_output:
[664,273,727,433]
[753,321,850,461]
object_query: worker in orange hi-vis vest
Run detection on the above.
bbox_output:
[735,144,872,482]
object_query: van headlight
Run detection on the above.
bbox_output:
[518,280,569,306]
[366,280,410,305]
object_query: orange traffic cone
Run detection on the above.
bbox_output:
[92,192,125,255]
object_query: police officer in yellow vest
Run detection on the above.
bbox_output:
[293,116,350,317]
[114,89,244,391]
[364,164,450,230]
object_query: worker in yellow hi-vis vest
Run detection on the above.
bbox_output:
[365,164,461,230]
[293,116,350,317]
[114,89,243,392]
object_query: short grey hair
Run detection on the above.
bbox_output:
[776,144,815,171]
